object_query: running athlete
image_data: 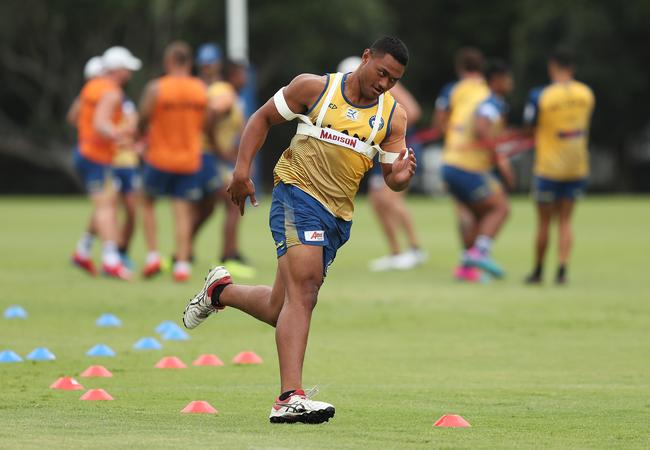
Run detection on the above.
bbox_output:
[183,37,416,423]
[71,47,141,280]
[435,47,508,281]
[139,41,208,282]
[524,48,595,285]
[335,57,426,272]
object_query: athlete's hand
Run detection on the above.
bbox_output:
[227,172,259,216]
[390,148,417,186]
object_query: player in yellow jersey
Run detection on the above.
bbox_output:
[523,48,595,285]
[435,48,510,280]
[183,37,416,424]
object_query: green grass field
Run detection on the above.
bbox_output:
[1,195,649,449]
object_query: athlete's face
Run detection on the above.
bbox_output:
[359,49,404,99]
[491,73,513,96]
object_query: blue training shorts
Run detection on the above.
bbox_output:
[112,167,141,194]
[269,182,352,277]
[142,163,201,201]
[195,152,222,198]
[441,164,502,204]
[73,147,112,194]
[533,176,587,203]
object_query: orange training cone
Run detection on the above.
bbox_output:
[80,388,114,401]
[433,414,471,427]
[181,401,218,414]
[50,377,84,391]
[192,354,224,366]
[232,351,263,365]
[155,356,187,369]
[80,365,113,378]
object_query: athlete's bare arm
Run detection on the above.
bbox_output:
[66,96,80,127]
[94,90,123,140]
[137,80,159,136]
[380,103,417,192]
[228,74,326,215]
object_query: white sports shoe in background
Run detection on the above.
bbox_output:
[182,266,231,329]
[269,389,335,424]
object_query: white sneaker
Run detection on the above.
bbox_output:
[369,254,398,272]
[182,266,231,329]
[269,389,335,424]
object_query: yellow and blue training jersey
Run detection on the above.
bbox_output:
[273,72,397,220]
[524,80,595,180]
[204,81,245,156]
[112,98,139,168]
[437,77,492,172]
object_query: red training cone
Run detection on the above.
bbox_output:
[80,388,114,401]
[433,414,471,427]
[192,354,224,367]
[155,356,187,369]
[232,351,263,365]
[181,400,218,414]
[80,365,113,378]
[50,377,84,391]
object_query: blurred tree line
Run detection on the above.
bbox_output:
[1,0,650,192]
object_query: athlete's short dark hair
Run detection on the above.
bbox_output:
[370,36,409,66]
[455,47,485,73]
[549,46,575,69]
[165,41,192,66]
[485,59,510,82]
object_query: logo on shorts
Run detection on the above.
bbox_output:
[304,231,325,242]
[346,108,359,121]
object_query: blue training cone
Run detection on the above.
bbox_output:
[4,305,28,319]
[155,320,181,335]
[86,344,116,357]
[27,347,56,361]
[96,313,122,327]
[162,327,190,341]
[0,350,23,363]
[133,337,162,350]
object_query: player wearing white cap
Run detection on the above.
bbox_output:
[69,47,141,279]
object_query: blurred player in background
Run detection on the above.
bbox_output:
[111,96,140,270]
[435,48,510,281]
[191,42,224,264]
[523,48,595,285]
[338,56,426,272]
[139,41,208,282]
[208,59,256,277]
[70,47,141,280]
[183,37,416,424]
[193,45,255,278]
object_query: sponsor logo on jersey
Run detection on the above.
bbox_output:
[319,129,358,149]
[369,115,385,130]
[304,231,325,242]
[346,108,359,121]
[328,103,338,109]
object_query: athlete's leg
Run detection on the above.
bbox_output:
[456,202,477,249]
[221,188,243,259]
[191,192,218,241]
[219,259,286,326]
[90,188,119,247]
[469,189,510,239]
[557,198,575,266]
[369,186,400,255]
[386,187,420,249]
[142,196,158,254]
[274,244,323,392]
[172,198,194,263]
[118,192,138,252]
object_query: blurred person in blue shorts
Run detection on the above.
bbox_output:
[523,48,595,285]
